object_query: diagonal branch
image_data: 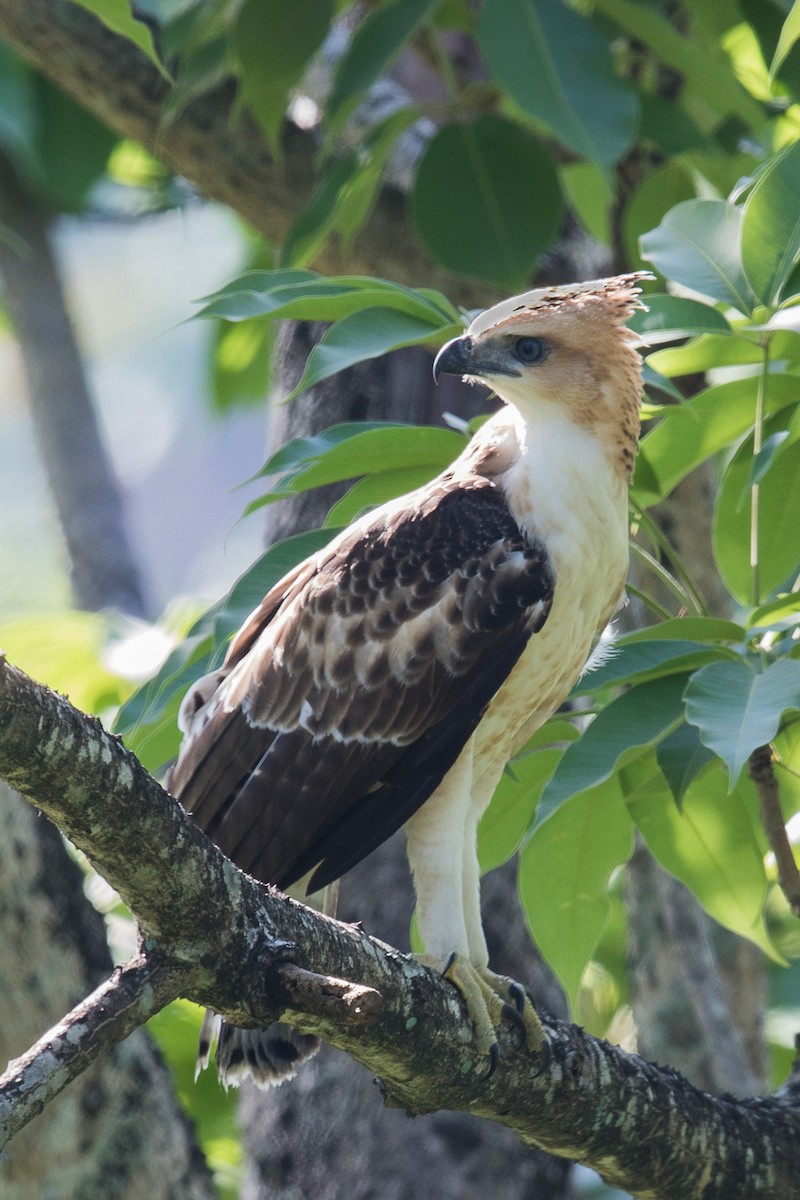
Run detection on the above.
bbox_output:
[1,653,800,1200]
[0,950,180,1148]
[0,0,487,305]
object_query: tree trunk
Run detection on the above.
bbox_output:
[0,156,149,616]
[0,784,215,1200]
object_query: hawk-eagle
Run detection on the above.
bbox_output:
[169,273,647,1086]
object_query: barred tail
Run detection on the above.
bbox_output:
[196,1009,320,1090]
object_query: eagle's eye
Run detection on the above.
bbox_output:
[514,336,546,364]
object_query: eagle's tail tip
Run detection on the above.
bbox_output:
[196,1010,320,1090]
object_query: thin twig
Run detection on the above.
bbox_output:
[629,498,708,616]
[749,744,800,918]
[630,541,703,613]
[625,581,675,622]
[270,964,383,1024]
[0,951,181,1152]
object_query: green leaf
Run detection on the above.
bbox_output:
[741,141,800,307]
[0,611,131,716]
[115,633,216,772]
[281,114,425,264]
[645,337,745,379]
[628,294,731,344]
[769,0,800,81]
[646,331,800,379]
[162,36,231,124]
[638,93,712,156]
[594,0,764,129]
[328,0,438,129]
[714,411,800,604]
[282,151,360,267]
[478,743,566,874]
[478,0,637,166]
[748,593,800,633]
[323,466,442,527]
[633,374,800,506]
[32,78,118,211]
[209,316,273,413]
[622,162,695,272]
[250,421,408,480]
[0,45,40,180]
[655,721,714,807]
[620,617,746,644]
[560,162,614,246]
[736,430,791,507]
[571,640,732,696]
[237,0,333,83]
[285,308,458,402]
[684,658,800,784]
[160,0,232,60]
[641,362,684,404]
[627,756,780,961]
[411,115,562,289]
[234,0,333,150]
[197,274,455,327]
[773,718,800,822]
[533,674,688,832]
[198,268,319,306]
[519,774,633,1012]
[246,424,463,513]
[334,108,422,248]
[639,199,758,315]
[72,0,168,75]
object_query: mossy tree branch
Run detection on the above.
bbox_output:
[0,655,799,1199]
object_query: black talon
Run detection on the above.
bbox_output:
[486,1042,500,1078]
[501,1001,527,1032]
[443,951,458,975]
[508,980,527,1013]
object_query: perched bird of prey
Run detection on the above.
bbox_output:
[169,273,647,1088]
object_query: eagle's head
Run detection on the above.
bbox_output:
[434,273,650,476]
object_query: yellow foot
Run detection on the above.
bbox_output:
[418,952,547,1073]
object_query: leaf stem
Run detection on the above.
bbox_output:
[629,499,709,615]
[748,744,800,917]
[422,26,461,106]
[630,542,703,614]
[750,339,771,607]
[625,582,675,622]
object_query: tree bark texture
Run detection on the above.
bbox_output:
[1,660,799,1200]
[0,157,149,616]
[0,783,215,1200]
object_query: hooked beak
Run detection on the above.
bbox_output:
[433,334,474,383]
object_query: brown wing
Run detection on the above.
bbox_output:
[168,477,554,891]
